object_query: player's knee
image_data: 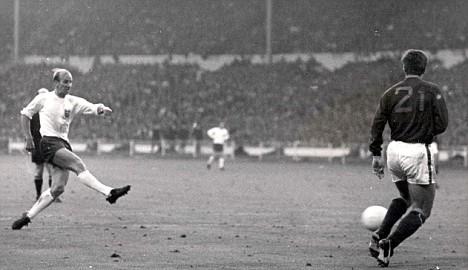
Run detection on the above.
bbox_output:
[423,208,431,219]
[50,185,65,198]
[69,161,87,175]
[410,208,428,223]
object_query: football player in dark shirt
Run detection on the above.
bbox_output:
[30,89,58,201]
[368,49,448,267]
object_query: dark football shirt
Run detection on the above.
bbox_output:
[369,76,448,156]
[30,113,42,141]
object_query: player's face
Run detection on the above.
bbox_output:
[55,72,73,98]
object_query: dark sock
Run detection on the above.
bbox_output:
[48,177,52,187]
[34,178,43,198]
[376,198,408,239]
[388,210,426,249]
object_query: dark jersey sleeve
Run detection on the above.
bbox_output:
[369,93,390,156]
[432,90,448,136]
[30,113,42,141]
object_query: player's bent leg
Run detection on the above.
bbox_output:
[77,170,112,196]
[52,148,87,174]
[408,183,435,219]
[33,163,45,200]
[376,197,409,239]
[53,148,113,196]
[395,180,411,202]
[46,163,63,202]
[385,209,426,251]
[380,183,435,266]
[370,197,409,258]
[49,167,69,198]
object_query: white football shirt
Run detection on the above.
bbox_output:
[21,91,103,142]
[207,127,230,144]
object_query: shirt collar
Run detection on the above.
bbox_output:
[405,74,421,79]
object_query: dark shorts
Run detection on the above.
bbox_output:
[31,137,45,164]
[40,136,73,164]
[213,143,224,153]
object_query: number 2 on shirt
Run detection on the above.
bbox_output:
[393,86,424,113]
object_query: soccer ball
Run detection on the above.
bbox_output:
[361,205,387,231]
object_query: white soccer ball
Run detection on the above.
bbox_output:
[361,205,387,231]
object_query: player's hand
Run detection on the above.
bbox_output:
[372,156,385,180]
[97,105,112,115]
[25,138,35,153]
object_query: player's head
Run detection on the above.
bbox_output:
[52,68,73,97]
[401,49,428,76]
[37,88,48,95]
[219,121,225,128]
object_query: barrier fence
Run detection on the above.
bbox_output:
[6,138,468,167]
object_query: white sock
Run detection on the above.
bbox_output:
[219,158,225,168]
[77,170,112,196]
[207,156,214,165]
[27,189,54,219]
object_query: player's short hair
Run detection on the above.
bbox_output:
[37,88,48,94]
[401,49,428,76]
[52,68,72,82]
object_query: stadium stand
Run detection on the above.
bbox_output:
[1,0,468,59]
[0,1,467,163]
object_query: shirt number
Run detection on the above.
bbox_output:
[394,86,413,113]
[393,86,425,113]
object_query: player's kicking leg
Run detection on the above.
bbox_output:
[52,148,131,204]
[377,183,435,267]
[370,181,410,258]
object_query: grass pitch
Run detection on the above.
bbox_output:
[1,155,466,269]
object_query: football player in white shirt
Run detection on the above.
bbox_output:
[206,122,230,170]
[12,69,131,230]
[30,88,54,201]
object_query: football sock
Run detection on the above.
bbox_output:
[77,170,112,196]
[27,188,54,219]
[207,156,214,165]
[219,158,225,168]
[48,176,52,187]
[34,178,43,198]
[376,198,408,239]
[388,210,426,249]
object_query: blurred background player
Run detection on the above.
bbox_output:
[12,68,131,230]
[206,121,230,170]
[30,88,62,202]
[368,49,448,267]
[191,122,203,158]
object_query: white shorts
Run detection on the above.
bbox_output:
[386,141,436,185]
[429,142,439,154]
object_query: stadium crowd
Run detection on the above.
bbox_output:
[0,0,467,148]
[0,58,466,147]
